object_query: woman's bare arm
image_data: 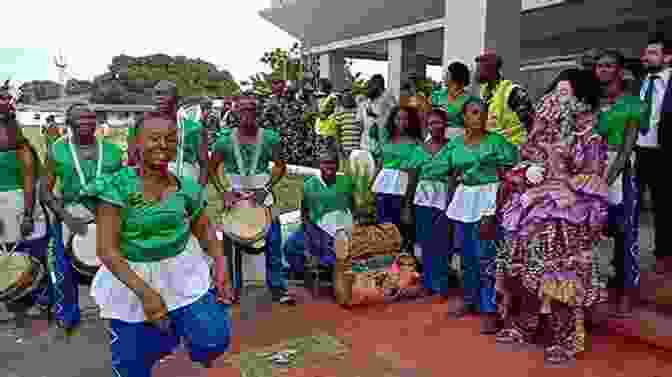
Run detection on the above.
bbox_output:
[269,144,287,189]
[605,122,637,186]
[198,127,209,186]
[191,212,224,259]
[207,151,227,193]
[17,144,36,217]
[97,203,155,300]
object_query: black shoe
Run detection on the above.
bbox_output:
[271,290,296,305]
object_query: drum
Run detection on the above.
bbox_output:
[0,190,48,247]
[0,252,46,303]
[215,162,275,253]
[64,204,100,279]
[349,149,376,178]
[220,190,275,252]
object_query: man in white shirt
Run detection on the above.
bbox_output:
[357,74,397,157]
[638,34,671,274]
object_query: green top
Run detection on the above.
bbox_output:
[416,143,454,182]
[128,118,203,164]
[50,139,123,205]
[303,175,355,224]
[84,167,207,263]
[432,89,467,128]
[447,133,519,186]
[0,150,23,192]
[212,128,280,175]
[380,142,425,170]
[595,95,643,146]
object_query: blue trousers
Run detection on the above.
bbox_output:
[283,229,306,274]
[415,205,452,295]
[457,221,497,313]
[108,289,231,377]
[231,219,288,291]
[376,193,402,227]
[607,165,640,289]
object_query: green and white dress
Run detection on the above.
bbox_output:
[85,167,210,322]
[444,133,519,223]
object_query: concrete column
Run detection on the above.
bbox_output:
[443,0,521,93]
[387,38,403,98]
[387,35,428,99]
[319,51,345,91]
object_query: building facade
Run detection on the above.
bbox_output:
[260,0,669,99]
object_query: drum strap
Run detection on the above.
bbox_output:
[231,128,263,178]
[68,137,103,190]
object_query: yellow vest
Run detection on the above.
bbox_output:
[481,80,527,145]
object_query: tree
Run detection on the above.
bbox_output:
[345,60,368,96]
[126,60,239,98]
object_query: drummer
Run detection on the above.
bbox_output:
[0,83,46,317]
[128,80,209,185]
[39,103,124,331]
[302,139,355,268]
[208,95,296,305]
[85,112,232,376]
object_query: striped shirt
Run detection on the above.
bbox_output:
[334,110,361,156]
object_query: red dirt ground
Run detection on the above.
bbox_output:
[153,288,672,377]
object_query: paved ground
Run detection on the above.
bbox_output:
[0,212,665,377]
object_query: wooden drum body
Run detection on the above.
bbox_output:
[0,252,45,303]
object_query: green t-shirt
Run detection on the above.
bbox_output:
[447,133,519,186]
[595,95,643,146]
[416,143,454,182]
[212,128,280,175]
[303,175,355,224]
[380,142,425,170]
[51,139,123,205]
[84,167,207,262]
[0,150,23,192]
[432,89,467,128]
[127,118,203,164]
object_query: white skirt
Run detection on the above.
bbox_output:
[413,180,450,210]
[91,236,211,323]
[372,168,408,195]
[445,182,499,223]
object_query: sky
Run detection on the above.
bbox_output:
[1,0,441,87]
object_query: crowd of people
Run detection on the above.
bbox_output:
[0,33,669,375]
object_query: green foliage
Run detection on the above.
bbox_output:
[343,158,377,224]
[415,78,434,98]
[126,62,239,97]
[260,42,304,82]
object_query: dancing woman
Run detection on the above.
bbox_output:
[39,104,124,332]
[444,97,519,334]
[413,108,457,296]
[86,113,232,377]
[496,68,608,364]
